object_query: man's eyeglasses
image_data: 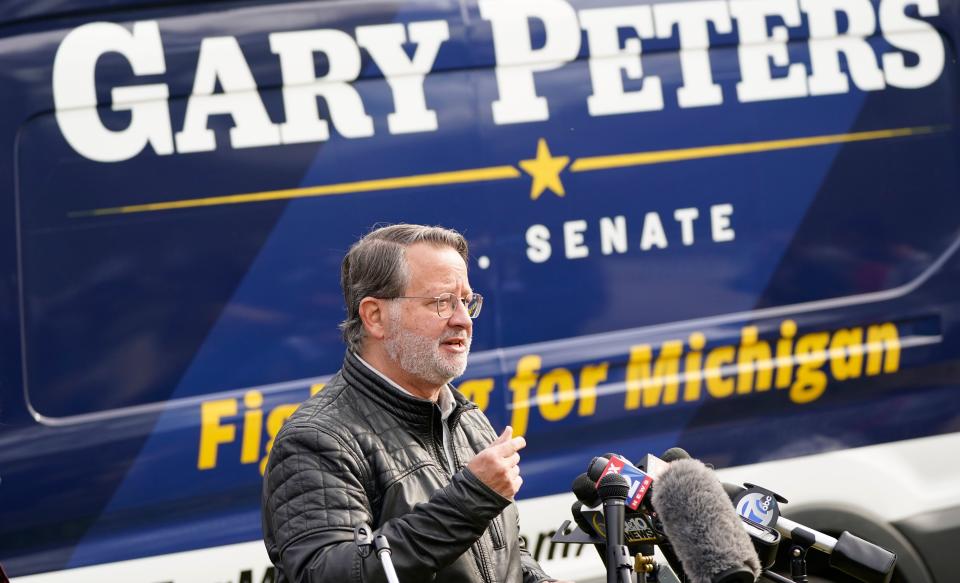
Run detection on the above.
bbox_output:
[390,292,483,319]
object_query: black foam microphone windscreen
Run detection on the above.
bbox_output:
[587,456,610,481]
[573,472,601,507]
[571,500,606,560]
[587,452,626,480]
[571,501,595,534]
[652,458,761,583]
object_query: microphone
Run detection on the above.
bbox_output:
[631,448,693,497]
[725,483,896,583]
[588,455,612,479]
[587,451,690,580]
[660,447,692,463]
[583,449,760,580]
[573,470,658,555]
[573,472,601,507]
[650,447,780,574]
[571,500,599,537]
[652,459,761,583]
[588,454,645,481]
[597,473,631,583]
[589,454,655,510]
[634,448,685,480]
[572,500,606,560]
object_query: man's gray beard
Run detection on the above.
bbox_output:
[384,304,471,387]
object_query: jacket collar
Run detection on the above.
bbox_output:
[342,351,475,432]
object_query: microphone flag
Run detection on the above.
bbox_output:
[595,456,654,510]
[732,485,783,527]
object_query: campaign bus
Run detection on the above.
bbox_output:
[1,0,958,581]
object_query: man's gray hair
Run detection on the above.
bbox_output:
[339,224,469,352]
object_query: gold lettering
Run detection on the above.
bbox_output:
[508,355,541,437]
[537,368,577,421]
[684,333,706,401]
[791,332,829,404]
[737,326,773,393]
[704,346,735,398]
[241,390,263,464]
[775,320,797,389]
[459,378,495,411]
[829,328,864,381]
[625,341,683,409]
[198,399,237,470]
[578,363,608,416]
[865,323,900,375]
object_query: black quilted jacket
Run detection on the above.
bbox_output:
[262,351,555,583]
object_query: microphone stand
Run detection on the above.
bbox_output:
[757,531,816,583]
[616,545,637,583]
[354,524,401,583]
[760,571,795,583]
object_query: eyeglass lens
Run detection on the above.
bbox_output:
[437,293,482,318]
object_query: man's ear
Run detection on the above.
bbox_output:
[359,297,388,340]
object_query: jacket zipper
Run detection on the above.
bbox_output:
[433,411,453,476]
[449,411,496,583]
[489,514,505,550]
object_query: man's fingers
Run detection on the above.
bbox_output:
[475,426,528,500]
[491,428,525,455]
[497,436,526,455]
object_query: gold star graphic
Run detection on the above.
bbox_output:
[519,138,569,200]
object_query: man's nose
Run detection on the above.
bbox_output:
[448,298,473,330]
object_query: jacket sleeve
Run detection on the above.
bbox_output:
[263,420,511,583]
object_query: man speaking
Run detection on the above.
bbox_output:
[262,224,566,583]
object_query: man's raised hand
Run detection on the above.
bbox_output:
[466,426,526,499]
